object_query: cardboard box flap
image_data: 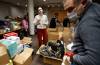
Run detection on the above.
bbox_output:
[22,37,32,41]
[13,48,33,64]
[21,37,32,44]
[47,28,58,32]
[21,48,33,57]
[0,44,9,65]
[0,45,7,56]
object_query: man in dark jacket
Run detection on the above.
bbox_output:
[62,0,100,65]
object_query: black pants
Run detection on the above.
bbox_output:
[22,29,29,37]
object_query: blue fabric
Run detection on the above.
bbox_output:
[71,63,77,65]
[72,3,100,65]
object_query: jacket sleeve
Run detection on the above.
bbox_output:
[72,17,100,65]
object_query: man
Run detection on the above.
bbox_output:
[62,0,100,65]
[33,7,48,47]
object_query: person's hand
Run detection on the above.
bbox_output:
[59,32,63,40]
[63,55,71,63]
[61,55,71,65]
[37,19,40,25]
[61,51,75,65]
[61,62,65,65]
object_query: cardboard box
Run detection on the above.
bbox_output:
[57,27,64,32]
[36,45,63,65]
[48,27,72,44]
[13,48,33,65]
[63,28,71,32]
[7,36,20,45]
[0,39,18,58]
[43,56,62,65]
[47,28,58,32]
[0,44,9,65]
[48,32,59,40]
[21,37,32,44]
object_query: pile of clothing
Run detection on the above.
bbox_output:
[39,40,64,59]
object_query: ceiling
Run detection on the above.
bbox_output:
[0,0,26,6]
[0,0,100,8]
[0,0,63,8]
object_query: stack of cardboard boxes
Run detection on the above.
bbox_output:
[0,32,33,65]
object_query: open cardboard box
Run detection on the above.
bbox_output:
[36,45,70,65]
[13,48,33,65]
[21,37,32,44]
[47,28,58,32]
[48,32,59,40]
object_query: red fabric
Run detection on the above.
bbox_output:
[64,51,75,62]
[4,32,18,38]
[37,29,48,46]
[64,51,75,57]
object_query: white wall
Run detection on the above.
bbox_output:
[10,6,25,18]
[0,2,25,20]
[0,3,11,20]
